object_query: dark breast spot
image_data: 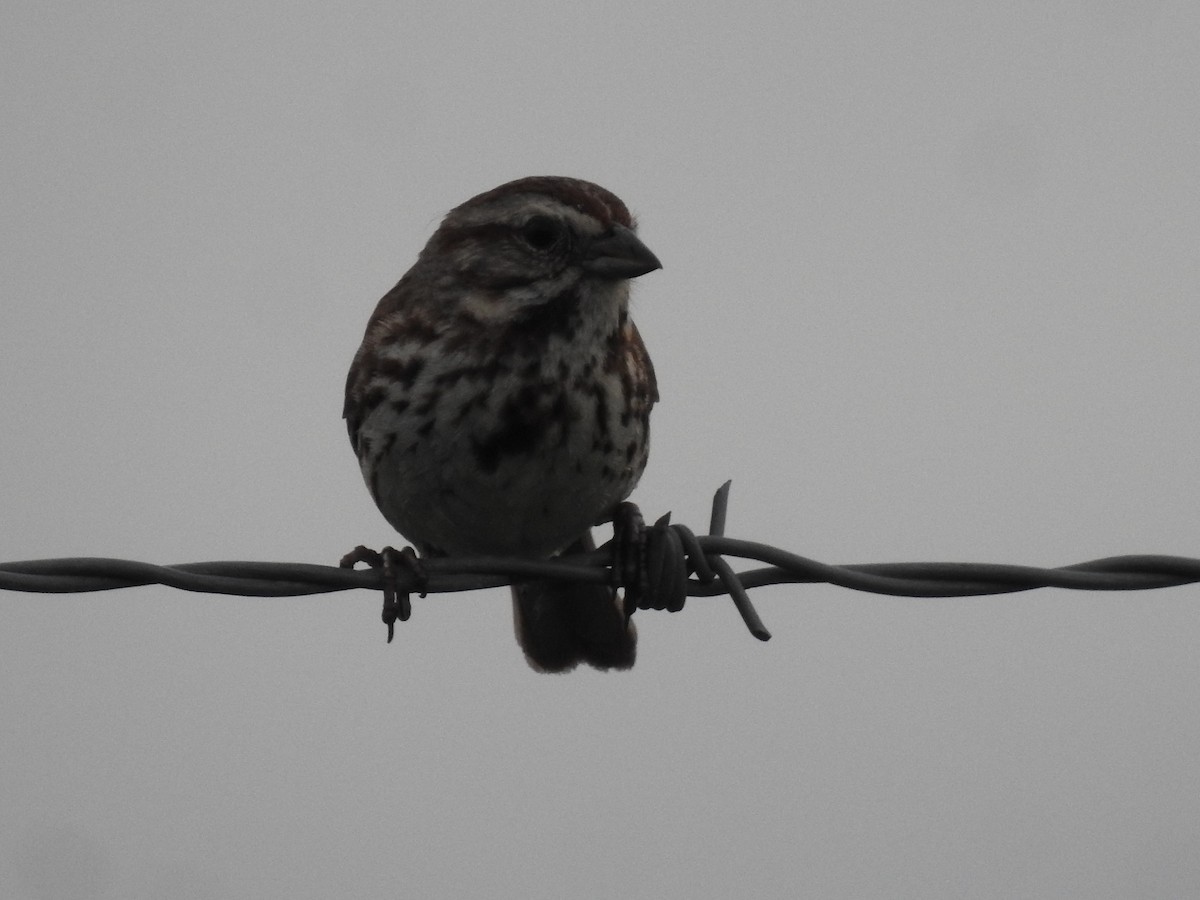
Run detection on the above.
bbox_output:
[590,382,610,435]
[378,356,427,389]
[472,382,571,474]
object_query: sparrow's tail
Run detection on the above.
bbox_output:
[510,533,636,673]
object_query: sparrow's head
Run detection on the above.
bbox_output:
[414,176,661,318]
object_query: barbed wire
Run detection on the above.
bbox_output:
[4,483,1200,643]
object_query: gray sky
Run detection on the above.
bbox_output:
[3,2,1200,898]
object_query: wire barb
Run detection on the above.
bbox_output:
[706,482,770,640]
[605,486,769,640]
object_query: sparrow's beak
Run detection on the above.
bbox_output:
[581,224,662,280]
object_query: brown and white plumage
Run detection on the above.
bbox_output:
[344,177,660,671]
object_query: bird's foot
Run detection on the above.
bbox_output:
[340,545,427,642]
[611,502,647,619]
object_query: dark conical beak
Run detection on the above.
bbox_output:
[581,224,662,279]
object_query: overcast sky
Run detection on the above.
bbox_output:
[3,2,1200,898]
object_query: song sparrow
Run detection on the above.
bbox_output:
[344,176,660,672]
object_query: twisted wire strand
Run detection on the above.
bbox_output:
[3,484,1199,642]
[5,549,1195,597]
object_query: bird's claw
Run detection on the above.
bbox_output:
[340,545,427,643]
[609,504,690,617]
[611,502,647,619]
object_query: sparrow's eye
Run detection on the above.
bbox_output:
[519,215,565,251]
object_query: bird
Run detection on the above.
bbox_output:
[343,176,660,671]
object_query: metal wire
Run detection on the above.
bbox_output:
[4,483,1199,642]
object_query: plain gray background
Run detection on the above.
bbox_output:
[3,2,1199,898]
